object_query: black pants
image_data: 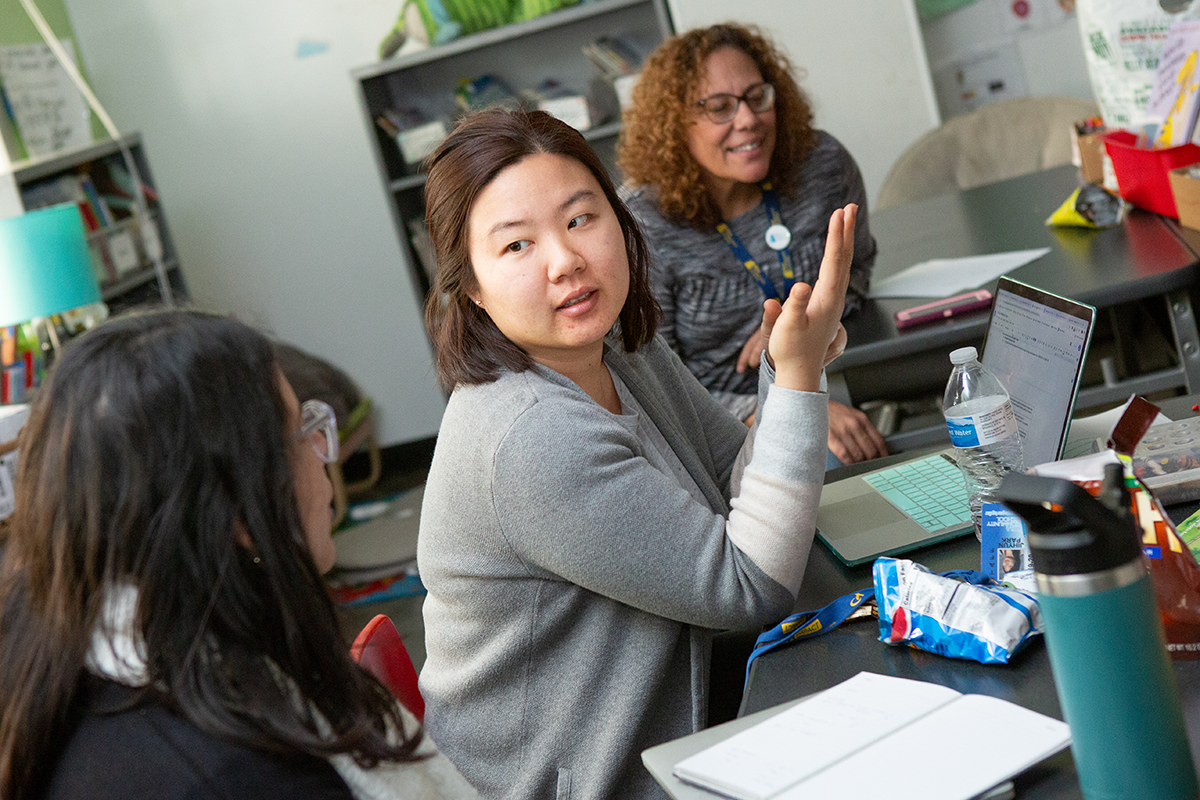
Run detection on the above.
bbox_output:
[707,628,761,727]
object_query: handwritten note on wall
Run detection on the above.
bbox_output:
[0,40,92,158]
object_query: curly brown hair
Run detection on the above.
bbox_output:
[617,23,817,229]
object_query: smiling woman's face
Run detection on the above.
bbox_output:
[686,46,777,196]
[466,152,630,369]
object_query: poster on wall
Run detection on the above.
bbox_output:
[0,40,92,158]
[932,43,1030,117]
[1003,0,1074,33]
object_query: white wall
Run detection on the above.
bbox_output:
[921,0,1093,120]
[665,0,941,207]
[61,0,447,447]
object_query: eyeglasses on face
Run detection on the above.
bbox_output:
[695,82,775,124]
[295,399,339,464]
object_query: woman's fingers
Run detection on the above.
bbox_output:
[765,206,856,391]
[822,323,848,368]
[811,204,856,312]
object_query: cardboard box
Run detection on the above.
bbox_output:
[1072,126,1107,185]
[613,73,641,110]
[1169,166,1200,231]
[538,95,592,131]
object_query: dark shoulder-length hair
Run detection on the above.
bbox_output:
[423,107,659,392]
[0,309,419,800]
[618,22,818,229]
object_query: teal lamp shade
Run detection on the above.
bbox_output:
[0,204,101,328]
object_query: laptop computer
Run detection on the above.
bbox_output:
[816,277,1096,566]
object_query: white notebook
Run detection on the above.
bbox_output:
[673,672,1070,800]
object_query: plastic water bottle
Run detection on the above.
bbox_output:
[942,346,1024,538]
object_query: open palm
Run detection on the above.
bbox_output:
[759,204,856,393]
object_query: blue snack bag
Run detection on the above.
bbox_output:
[873,557,1043,664]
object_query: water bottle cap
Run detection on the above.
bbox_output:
[949,346,978,365]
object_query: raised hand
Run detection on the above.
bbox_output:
[758,204,856,393]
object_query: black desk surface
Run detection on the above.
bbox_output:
[742,394,1200,799]
[833,165,1200,373]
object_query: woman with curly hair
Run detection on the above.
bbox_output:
[619,22,886,466]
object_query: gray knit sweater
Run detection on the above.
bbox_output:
[621,130,876,417]
[418,336,827,799]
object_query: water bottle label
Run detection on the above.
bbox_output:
[945,402,1018,448]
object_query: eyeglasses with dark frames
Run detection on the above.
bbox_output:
[295,399,339,464]
[695,83,775,124]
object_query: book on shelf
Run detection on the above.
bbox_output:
[582,35,646,78]
[671,671,1070,800]
[78,175,114,226]
[454,74,520,114]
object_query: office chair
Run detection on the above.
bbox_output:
[351,613,425,722]
[877,95,1101,210]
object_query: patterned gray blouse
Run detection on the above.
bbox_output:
[622,130,876,419]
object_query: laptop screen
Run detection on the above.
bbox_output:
[980,277,1095,468]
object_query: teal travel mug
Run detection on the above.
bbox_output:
[997,465,1198,800]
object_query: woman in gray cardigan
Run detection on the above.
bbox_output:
[417,108,855,800]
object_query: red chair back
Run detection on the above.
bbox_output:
[351,614,425,722]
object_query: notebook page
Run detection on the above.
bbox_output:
[775,693,1071,800]
[672,672,960,800]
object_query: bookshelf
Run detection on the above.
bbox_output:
[352,0,673,302]
[12,133,186,315]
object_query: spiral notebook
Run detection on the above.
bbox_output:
[666,672,1070,800]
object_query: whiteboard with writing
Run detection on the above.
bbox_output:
[0,40,92,158]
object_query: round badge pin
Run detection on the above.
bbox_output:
[765,224,791,251]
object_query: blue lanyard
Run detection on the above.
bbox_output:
[745,586,875,681]
[715,182,795,302]
[745,569,988,681]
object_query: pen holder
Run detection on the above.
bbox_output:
[1103,130,1200,218]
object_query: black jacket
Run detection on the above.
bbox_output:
[41,678,353,800]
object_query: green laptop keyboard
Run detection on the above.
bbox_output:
[862,454,972,532]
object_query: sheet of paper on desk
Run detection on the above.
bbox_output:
[671,671,1070,800]
[868,248,1050,299]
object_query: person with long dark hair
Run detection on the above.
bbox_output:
[0,309,475,800]
[418,107,853,798]
[619,23,886,465]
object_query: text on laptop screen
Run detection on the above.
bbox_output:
[981,281,1094,468]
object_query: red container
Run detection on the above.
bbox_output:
[1103,130,1200,217]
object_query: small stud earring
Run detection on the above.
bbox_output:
[473,299,483,307]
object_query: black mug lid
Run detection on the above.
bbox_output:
[995,463,1141,576]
